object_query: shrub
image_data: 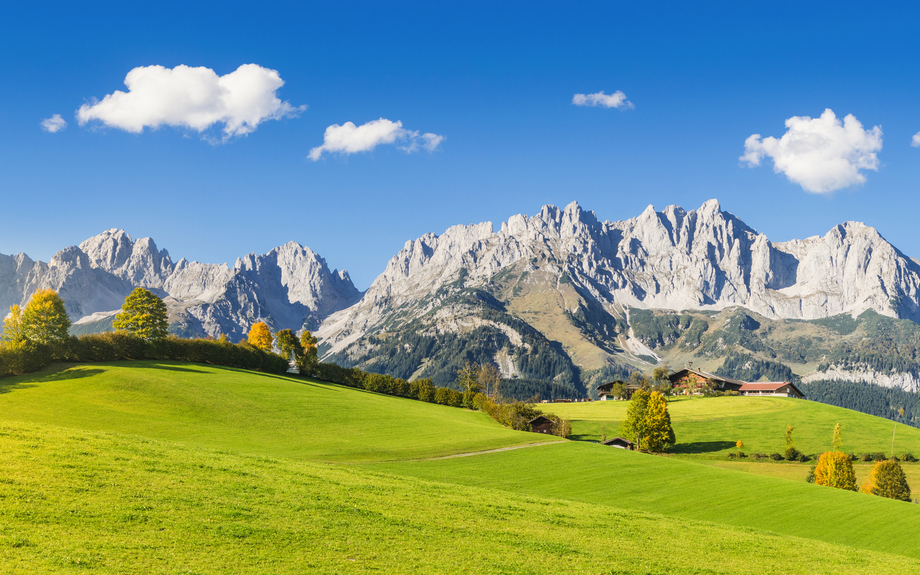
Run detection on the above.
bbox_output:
[769,453,784,461]
[871,452,887,462]
[434,387,451,405]
[727,453,737,459]
[901,453,918,463]
[750,453,767,460]
[861,459,912,501]
[806,464,817,483]
[860,453,873,462]
[813,451,858,491]
[784,446,805,462]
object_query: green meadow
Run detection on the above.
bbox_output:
[2,362,920,573]
[0,362,555,462]
[549,395,920,458]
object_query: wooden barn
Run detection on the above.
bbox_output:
[529,415,555,434]
[601,437,635,450]
[738,381,805,398]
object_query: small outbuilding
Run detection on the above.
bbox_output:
[529,415,555,434]
[738,381,805,398]
[601,437,635,450]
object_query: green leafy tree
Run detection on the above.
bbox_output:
[298,330,319,374]
[113,287,169,341]
[478,363,501,400]
[622,388,651,450]
[1,305,24,346]
[861,459,912,501]
[275,329,302,364]
[248,322,274,352]
[20,289,70,344]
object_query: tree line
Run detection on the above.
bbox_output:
[1,288,570,436]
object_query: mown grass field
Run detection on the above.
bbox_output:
[2,419,919,574]
[548,395,920,458]
[0,361,557,462]
[372,441,920,560]
[3,362,920,572]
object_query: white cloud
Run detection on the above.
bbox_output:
[572,90,634,110]
[308,118,444,161]
[40,114,67,133]
[912,132,920,147]
[740,109,882,194]
[76,64,305,141]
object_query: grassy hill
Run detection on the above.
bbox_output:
[0,361,557,462]
[4,362,920,572]
[372,441,920,561]
[549,395,920,458]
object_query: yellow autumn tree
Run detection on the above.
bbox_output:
[813,424,857,491]
[643,391,676,452]
[1,305,24,346]
[248,322,274,352]
[20,289,71,344]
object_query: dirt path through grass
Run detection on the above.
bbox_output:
[420,440,560,460]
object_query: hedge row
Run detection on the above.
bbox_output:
[0,332,289,378]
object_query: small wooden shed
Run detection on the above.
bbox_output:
[601,437,635,450]
[529,415,555,434]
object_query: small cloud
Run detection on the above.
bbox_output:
[41,114,67,133]
[572,90,634,110]
[912,132,920,147]
[309,118,444,161]
[740,109,882,194]
[76,64,305,142]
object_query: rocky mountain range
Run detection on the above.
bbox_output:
[4,200,920,397]
[0,229,361,341]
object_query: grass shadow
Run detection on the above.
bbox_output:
[669,441,737,455]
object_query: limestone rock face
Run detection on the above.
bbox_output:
[317,200,920,356]
[0,231,361,340]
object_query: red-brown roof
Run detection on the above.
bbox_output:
[738,382,790,391]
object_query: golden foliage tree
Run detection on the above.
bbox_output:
[21,289,71,344]
[248,322,274,352]
[298,330,319,373]
[113,287,169,341]
[814,423,857,491]
[1,305,24,346]
[644,391,676,452]
[861,459,912,501]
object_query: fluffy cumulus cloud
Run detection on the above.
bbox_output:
[572,90,634,109]
[76,64,305,141]
[40,114,67,133]
[912,132,920,147]
[740,109,882,194]
[308,118,444,161]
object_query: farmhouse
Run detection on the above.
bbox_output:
[669,367,804,398]
[668,368,746,392]
[596,380,640,400]
[529,415,555,434]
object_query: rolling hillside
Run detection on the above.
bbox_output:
[3,362,920,572]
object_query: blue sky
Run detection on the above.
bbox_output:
[2,1,919,289]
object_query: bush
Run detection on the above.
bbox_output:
[871,452,887,462]
[750,453,768,460]
[860,452,873,462]
[784,446,805,462]
[727,453,737,459]
[769,453,784,461]
[813,451,857,491]
[862,459,912,501]
[901,453,918,463]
